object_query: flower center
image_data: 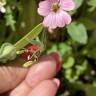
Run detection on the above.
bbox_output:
[52,3,60,12]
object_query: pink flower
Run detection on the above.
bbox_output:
[38,0,75,29]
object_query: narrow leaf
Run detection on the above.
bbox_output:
[14,23,43,51]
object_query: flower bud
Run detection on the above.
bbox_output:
[0,43,17,63]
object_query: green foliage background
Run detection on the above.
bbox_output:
[0,0,96,96]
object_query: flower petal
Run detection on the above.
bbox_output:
[55,11,65,27]
[48,0,59,3]
[43,12,57,29]
[55,10,71,27]
[37,1,51,16]
[60,11,72,25]
[43,10,71,29]
[60,0,75,11]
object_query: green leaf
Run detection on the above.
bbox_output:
[78,18,96,30]
[47,44,58,54]
[4,6,16,31]
[87,0,96,12]
[88,48,96,59]
[58,43,72,56]
[70,0,83,15]
[63,57,75,69]
[65,69,78,82]
[74,0,83,9]
[76,60,88,75]
[84,32,96,59]
[67,22,88,44]
[14,23,43,51]
[73,83,96,96]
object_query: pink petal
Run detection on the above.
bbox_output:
[55,11,65,27]
[60,0,75,11]
[55,10,71,27]
[38,1,51,16]
[43,10,71,29]
[43,12,57,29]
[48,0,59,3]
[61,10,72,25]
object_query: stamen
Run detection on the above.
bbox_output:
[52,3,60,12]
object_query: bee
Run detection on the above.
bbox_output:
[16,44,42,67]
[16,29,47,67]
[17,44,41,61]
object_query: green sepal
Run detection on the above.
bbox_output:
[0,43,17,63]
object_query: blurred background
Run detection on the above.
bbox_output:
[0,0,96,96]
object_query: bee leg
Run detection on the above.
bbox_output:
[23,61,33,68]
[27,55,32,60]
[34,55,38,62]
